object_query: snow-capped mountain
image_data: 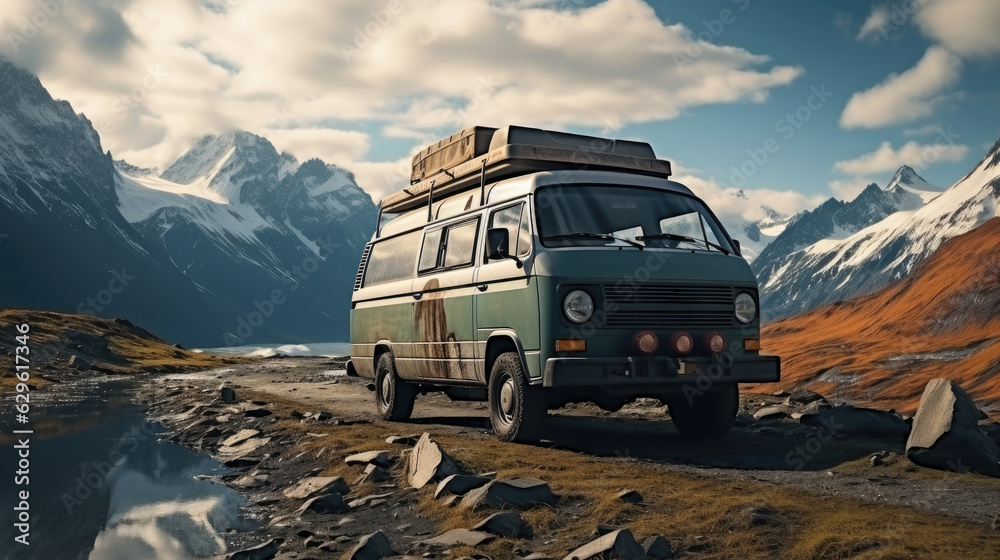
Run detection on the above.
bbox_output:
[725,191,796,262]
[0,58,376,346]
[757,150,1000,321]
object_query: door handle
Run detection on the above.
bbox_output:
[413,292,423,300]
[477,284,488,292]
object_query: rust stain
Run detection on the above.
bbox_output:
[415,278,467,379]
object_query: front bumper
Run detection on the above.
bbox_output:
[541,354,780,387]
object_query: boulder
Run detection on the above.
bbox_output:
[283,477,350,499]
[562,529,644,560]
[345,450,392,468]
[218,437,271,457]
[68,355,92,371]
[347,492,394,509]
[420,529,495,548]
[220,386,237,403]
[434,474,493,499]
[362,463,391,483]
[616,489,643,504]
[348,531,394,560]
[296,493,350,515]
[800,404,910,439]
[642,536,673,560]
[222,429,261,448]
[461,478,557,511]
[905,378,1000,477]
[408,433,461,489]
[753,406,787,422]
[473,512,533,539]
[227,538,283,560]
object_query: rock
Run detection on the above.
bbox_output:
[348,492,394,509]
[616,489,643,503]
[362,463,391,482]
[172,343,186,350]
[562,529,644,560]
[801,399,833,416]
[297,493,350,515]
[753,406,787,421]
[346,450,393,468]
[642,536,673,559]
[420,529,495,548]
[219,437,271,457]
[314,410,334,421]
[408,433,462,489]
[224,458,260,468]
[734,411,756,427]
[68,355,92,371]
[473,512,532,539]
[245,408,273,418]
[461,478,558,511]
[906,378,1000,477]
[222,429,261,447]
[284,477,350,499]
[220,386,237,404]
[386,434,421,445]
[227,538,283,560]
[434,474,493,499]
[593,524,621,536]
[800,404,910,439]
[348,531,394,560]
[744,505,779,526]
[784,390,826,406]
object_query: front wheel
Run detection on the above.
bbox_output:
[489,352,545,442]
[668,383,738,439]
[375,352,416,421]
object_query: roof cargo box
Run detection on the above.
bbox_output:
[488,125,655,159]
[411,126,497,184]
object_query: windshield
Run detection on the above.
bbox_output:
[535,185,733,253]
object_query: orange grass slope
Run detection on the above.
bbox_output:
[758,217,1000,415]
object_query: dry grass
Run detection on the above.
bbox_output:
[756,218,1000,415]
[251,392,1000,560]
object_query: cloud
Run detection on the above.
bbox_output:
[833,140,969,175]
[0,0,802,197]
[914,0,1000,57]
[839,46,961,129]
[856,7,891,42]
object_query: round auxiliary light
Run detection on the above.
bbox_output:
[704,332,726,354]
[735,292,757,324]
[633,330,659,355]
[563,290,594,324]
[669,332,693,356]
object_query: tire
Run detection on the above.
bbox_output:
[669,383,738,439]
[375,352,416,421]
[488,352,545,442]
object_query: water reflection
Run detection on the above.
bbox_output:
[0,380,249,560]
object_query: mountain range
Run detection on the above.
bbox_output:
[0,59,376,347]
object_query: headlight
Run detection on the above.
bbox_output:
[735,292,757,324]
[563,290,594,323]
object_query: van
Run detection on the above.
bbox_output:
[348,125,779,442]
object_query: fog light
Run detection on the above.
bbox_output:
[555,339,586,352]
[704,332,726,354]
[669,332,693,355]
[744,338,761,351]
[633,330,658,355]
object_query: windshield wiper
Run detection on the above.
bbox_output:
[636,233,730,255]
[544,232,644,250]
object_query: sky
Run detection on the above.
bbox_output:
[2,0,999,227]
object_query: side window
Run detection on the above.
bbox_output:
[363,231,420,287]
[443,219,479,268]
[489,203,532,259]
[418,228,443,272]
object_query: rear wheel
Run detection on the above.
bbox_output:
[375,352,416,421]
[489,352,545,442]
[669,383,738,439]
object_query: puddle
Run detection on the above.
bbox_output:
[0,379,251,559]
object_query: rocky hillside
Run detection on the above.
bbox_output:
[759,217,1000,415]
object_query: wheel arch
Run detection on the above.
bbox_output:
[484,330,529,384]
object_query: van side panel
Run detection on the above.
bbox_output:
[350,278,415,378]
[403,271,479,382]
[474,272,541,380]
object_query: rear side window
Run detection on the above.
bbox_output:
[419,218,480,273]
[363,231,420,287]
[489,203,531,258]
[418,228,443,272]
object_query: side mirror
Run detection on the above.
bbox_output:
[487,228,523,268]
[487,228,510,259]
[731,239,741,255]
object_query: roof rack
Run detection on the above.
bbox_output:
[380,125,672,214]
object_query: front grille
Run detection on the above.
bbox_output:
[603,284,734,328]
